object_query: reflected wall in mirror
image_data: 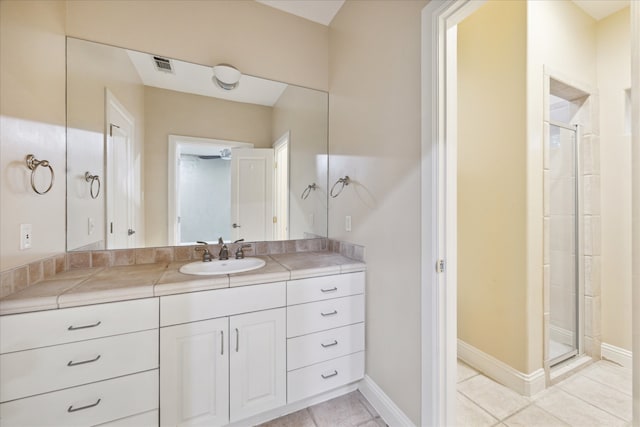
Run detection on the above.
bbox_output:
[66,38,328,251]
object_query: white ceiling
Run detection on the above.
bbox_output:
[126,50,287,107]
[256,0,345,26]
[257,0,629,25]
[572,0,629,20]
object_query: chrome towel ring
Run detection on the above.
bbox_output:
[25,154,54,195]
[85,172,101,199]
[301,183,317,200]
[330,176,350,198]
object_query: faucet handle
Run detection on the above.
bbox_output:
[235,244,252,259]
[218,237,224,245]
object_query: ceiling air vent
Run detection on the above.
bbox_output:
[153,56,174,73]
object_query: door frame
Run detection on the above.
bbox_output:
[167,135,252,245]
[422,1,640,425]
[273,131,290,240]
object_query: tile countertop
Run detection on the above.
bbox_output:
[0,252,365,316]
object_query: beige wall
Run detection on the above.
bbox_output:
[598,7,632,352]
[328,1,426,423]
[457,0,529,373]
[1,0,329,271]
[272,86,328,239]
[0,0,67,271]
[144,87,273,247]
[65,0,329,91]
[66,38,145,251]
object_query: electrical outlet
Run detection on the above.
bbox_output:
[20,224,32,250]
[88,217,95,235]
[345,215,352,232]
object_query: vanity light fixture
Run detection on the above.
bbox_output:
[212,64,241,91]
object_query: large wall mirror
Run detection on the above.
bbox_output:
[66,38,328,251]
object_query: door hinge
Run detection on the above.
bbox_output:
[273,216,277,224]
[436,259,446,273]
[109,123,120,137]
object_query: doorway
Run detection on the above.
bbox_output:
[421,0,639,425]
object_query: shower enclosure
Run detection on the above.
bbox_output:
[548,121,580,366]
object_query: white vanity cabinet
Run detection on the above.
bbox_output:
[159,283,286,427]
[285,272,365,403]
[0,298,159,427]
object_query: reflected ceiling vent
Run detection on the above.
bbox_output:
[152,56,174,73]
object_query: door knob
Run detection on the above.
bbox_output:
[232,223,241,228]
[127,229,136,236]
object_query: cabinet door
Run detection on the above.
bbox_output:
[160,318,229,427]
[229,308,286,422]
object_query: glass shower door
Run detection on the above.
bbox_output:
[548,122,579,366]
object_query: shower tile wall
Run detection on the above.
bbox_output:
[543,86,601,370]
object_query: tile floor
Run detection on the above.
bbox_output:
[258,391,387,427]
[457,359,632,427]
[259,359,631,427]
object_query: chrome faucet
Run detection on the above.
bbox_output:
[218,237,229,260]
[195,241,213,262]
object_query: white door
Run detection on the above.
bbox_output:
[229,308,286,423]
[230,149,274,242]
[273,133,289,240]
[106,91,135,249]
[160,318,229,427]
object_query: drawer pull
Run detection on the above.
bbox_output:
[321,310,338,317]
[321,370,338,379]
[320,287,338,293]
[221,330,224,355]
[68,398,101,413]
[321,340,339,348]
[68,321,101,331]
[67,355,101,367]
[235,328,240,352]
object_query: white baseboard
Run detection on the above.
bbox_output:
[458,339,546,397]
[358,375,415,427]
[601,342,633,369]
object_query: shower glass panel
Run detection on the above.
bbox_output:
[548,122,579,366]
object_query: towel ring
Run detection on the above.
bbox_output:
[301,183,317,200]
[330,176,350,198]
[85,172,101,199]
[26,154,54,195]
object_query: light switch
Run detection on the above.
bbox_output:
[345,215,352,232]
[20,224,32,250]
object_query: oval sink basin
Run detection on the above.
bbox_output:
[179,257,266,276]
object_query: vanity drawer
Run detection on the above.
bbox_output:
[0,329,158,403]
[287,272,365,305]
[287,323,365,371]
[0,298,159,354]
[0,369,158,427]
[95,410,158,427]
[287,351,364,403]
[286,294,364,338]
[160,281,285,326]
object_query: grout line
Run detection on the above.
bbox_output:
[554,381,631,423]
[456,390,502,425]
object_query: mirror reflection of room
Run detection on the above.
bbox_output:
[66,38,328,251]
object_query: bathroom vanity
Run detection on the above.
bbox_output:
[0,251,365,427]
